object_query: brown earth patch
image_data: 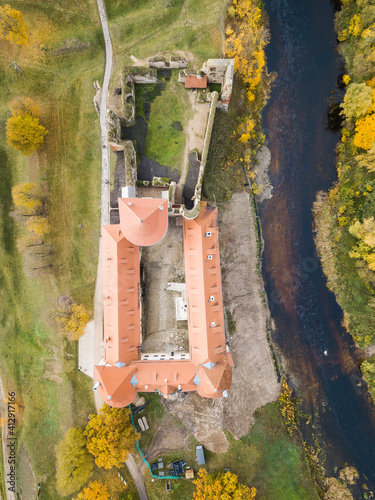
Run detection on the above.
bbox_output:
[146,192,280,454]
[145,415,191,461]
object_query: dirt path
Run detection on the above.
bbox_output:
[175,94,209,204]
[164,192,280,451]
[219,191,280,436]
[96,0,112,226]
[125,455,148,500]
[0,372,17,500]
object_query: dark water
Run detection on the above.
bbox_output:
[261,0,375,490]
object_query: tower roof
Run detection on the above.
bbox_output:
[118,198,168,246]
[196,360,232,399]
[95,365,137,407]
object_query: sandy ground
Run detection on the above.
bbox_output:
[149,192,280,455]
[145,415,192,461]
[254,145,273,203]
[141,218,189,352]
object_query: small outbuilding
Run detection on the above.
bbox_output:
[184,75,208,90]
[196,445,205,465]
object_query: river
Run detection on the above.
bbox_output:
[261,0,375,491]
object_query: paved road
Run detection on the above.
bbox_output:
[94,2,149,499]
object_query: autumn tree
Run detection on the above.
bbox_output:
[12,182,50,238]
[55,427,94,497]
[349,217,375,270]
[0,4,29,45]
[55,304,90,341]
[6,113,48,155]
[355,146,375,172]
[85,405,139,469]
[193,469,256,500]
[12,182,45,216]
[74,481,109,500]
[9,97,41,118]
[340,82,374,120]
[353,113,375,149]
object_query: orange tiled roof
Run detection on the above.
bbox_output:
[95,207,232,407]
[118,198,168,246]
[183,208,227,366]
[196,359,232,398]
[95,364,137,407]
[102,225,141,366]
[185,75,207,89]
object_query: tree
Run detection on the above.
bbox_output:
[353,113,375,149]
[74,481,109,500]
[85,405,140,469]
[0,4,29,45]
[55,304,90,341]
[340,83,374,120]
[349,217,375,270]
[55,427,94,497]
[12,182,45,216]
[9,97,40,118]
[6,113,48,155]
[193,469,257,500]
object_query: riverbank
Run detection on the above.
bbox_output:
[313,0,375,401]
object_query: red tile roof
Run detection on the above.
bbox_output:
[185,75,207,89]
[102,225,141,366]
[183,208,226,366]
[95,207,232,407]
[95,365,137,407]
[196,360,232,398]
[118,198,168,246]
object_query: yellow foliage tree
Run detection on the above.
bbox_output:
[12,182,44,215]
[193,469,256,500]
[85,405,140,469]
[349,217,375,270]
[56,304,90,341]
[0,4,29,45]
[6,114,48,155]
[349,14,361,36]
[74,481,109,500]
[353,113,375,149]
[55,427,94,497]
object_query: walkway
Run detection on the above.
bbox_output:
[0,372,17,500]
[96,0,112,226]
[94,2,149,498]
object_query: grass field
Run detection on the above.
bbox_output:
[142,402,319,500]
[145,71,192,170]
[0,0,226,498]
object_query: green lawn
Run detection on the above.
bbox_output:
[145,71,192,170]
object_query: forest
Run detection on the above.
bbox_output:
[314,0,375,400]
